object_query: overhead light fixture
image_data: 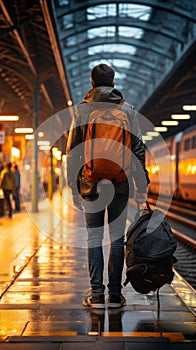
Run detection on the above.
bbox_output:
[142,135,153,141]
[39,145,51,151]
[146,131,159,137]
[15,128,33,133]
[171,114,190,120]
[161,120,179,126]
[25,132,44,139]
[37,140,50,146]
[67,100,73,106]
[25,134,34,140]
[182,105,196,111]
[0,115,19,121]
[154,127,168,132]
[38,132,44,137]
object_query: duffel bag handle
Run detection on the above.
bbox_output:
[137,200,152,212]
[136,201,152,218]
[146,201,152,211]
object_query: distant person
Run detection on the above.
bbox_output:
[13,164,21,212]
[66,64,149,308]
[0,162,3,172]
[0,162,16,218]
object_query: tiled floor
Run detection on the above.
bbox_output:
[0,190,195,347]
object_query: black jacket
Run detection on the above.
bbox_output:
[66,86,149,198]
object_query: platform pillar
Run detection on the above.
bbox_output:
[31,80,39,212]
[48,148,54,200]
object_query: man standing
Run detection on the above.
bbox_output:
[66,64,149,308]
[13,164,21,212]
[0,162,16,218]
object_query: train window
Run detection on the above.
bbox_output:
[184,138,190,151]
[192,136,196,149]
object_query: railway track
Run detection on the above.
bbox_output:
[147,196,196,222]
[172,229,196,290]
[147,198,196,290]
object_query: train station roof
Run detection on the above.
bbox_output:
[0,0,195,139]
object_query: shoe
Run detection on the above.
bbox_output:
[82,294,105,309]
[108,294,126,308]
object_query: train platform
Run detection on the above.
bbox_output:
[0,190,195,349]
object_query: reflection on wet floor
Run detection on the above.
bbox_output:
[0,191,195,343]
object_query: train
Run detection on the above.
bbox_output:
[146,124,196,202]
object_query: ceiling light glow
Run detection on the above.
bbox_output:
[182,105,196,111]
[142,135,153,141]
[161,120,179,126]
[39,145,51,151]
[37,141,50,146]
[15,128,33,133]
[171,114,190,120]
[25,134,34,140]
[146,131,159,137]
[0,115,19,121]
[154,127,168,132]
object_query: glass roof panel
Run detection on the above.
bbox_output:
[89,59,131,70]
[114,72,126,79]
[118,26,144,39]
[73,81,81,87]
[58,0,69,6]
[115,84,123,90]
[88,44,136,55]
[112,59,131,68]
[63,14,73,29]
[66,36,77,46]
[88,26,115,39]
[87,4,116,20]
[119,4,152,21]
[52,0,196,114]
[89,60,112,69]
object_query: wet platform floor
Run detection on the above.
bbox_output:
[0,190,195,349]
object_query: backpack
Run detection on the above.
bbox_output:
[83,102,131,183]
[124,202,177,295]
